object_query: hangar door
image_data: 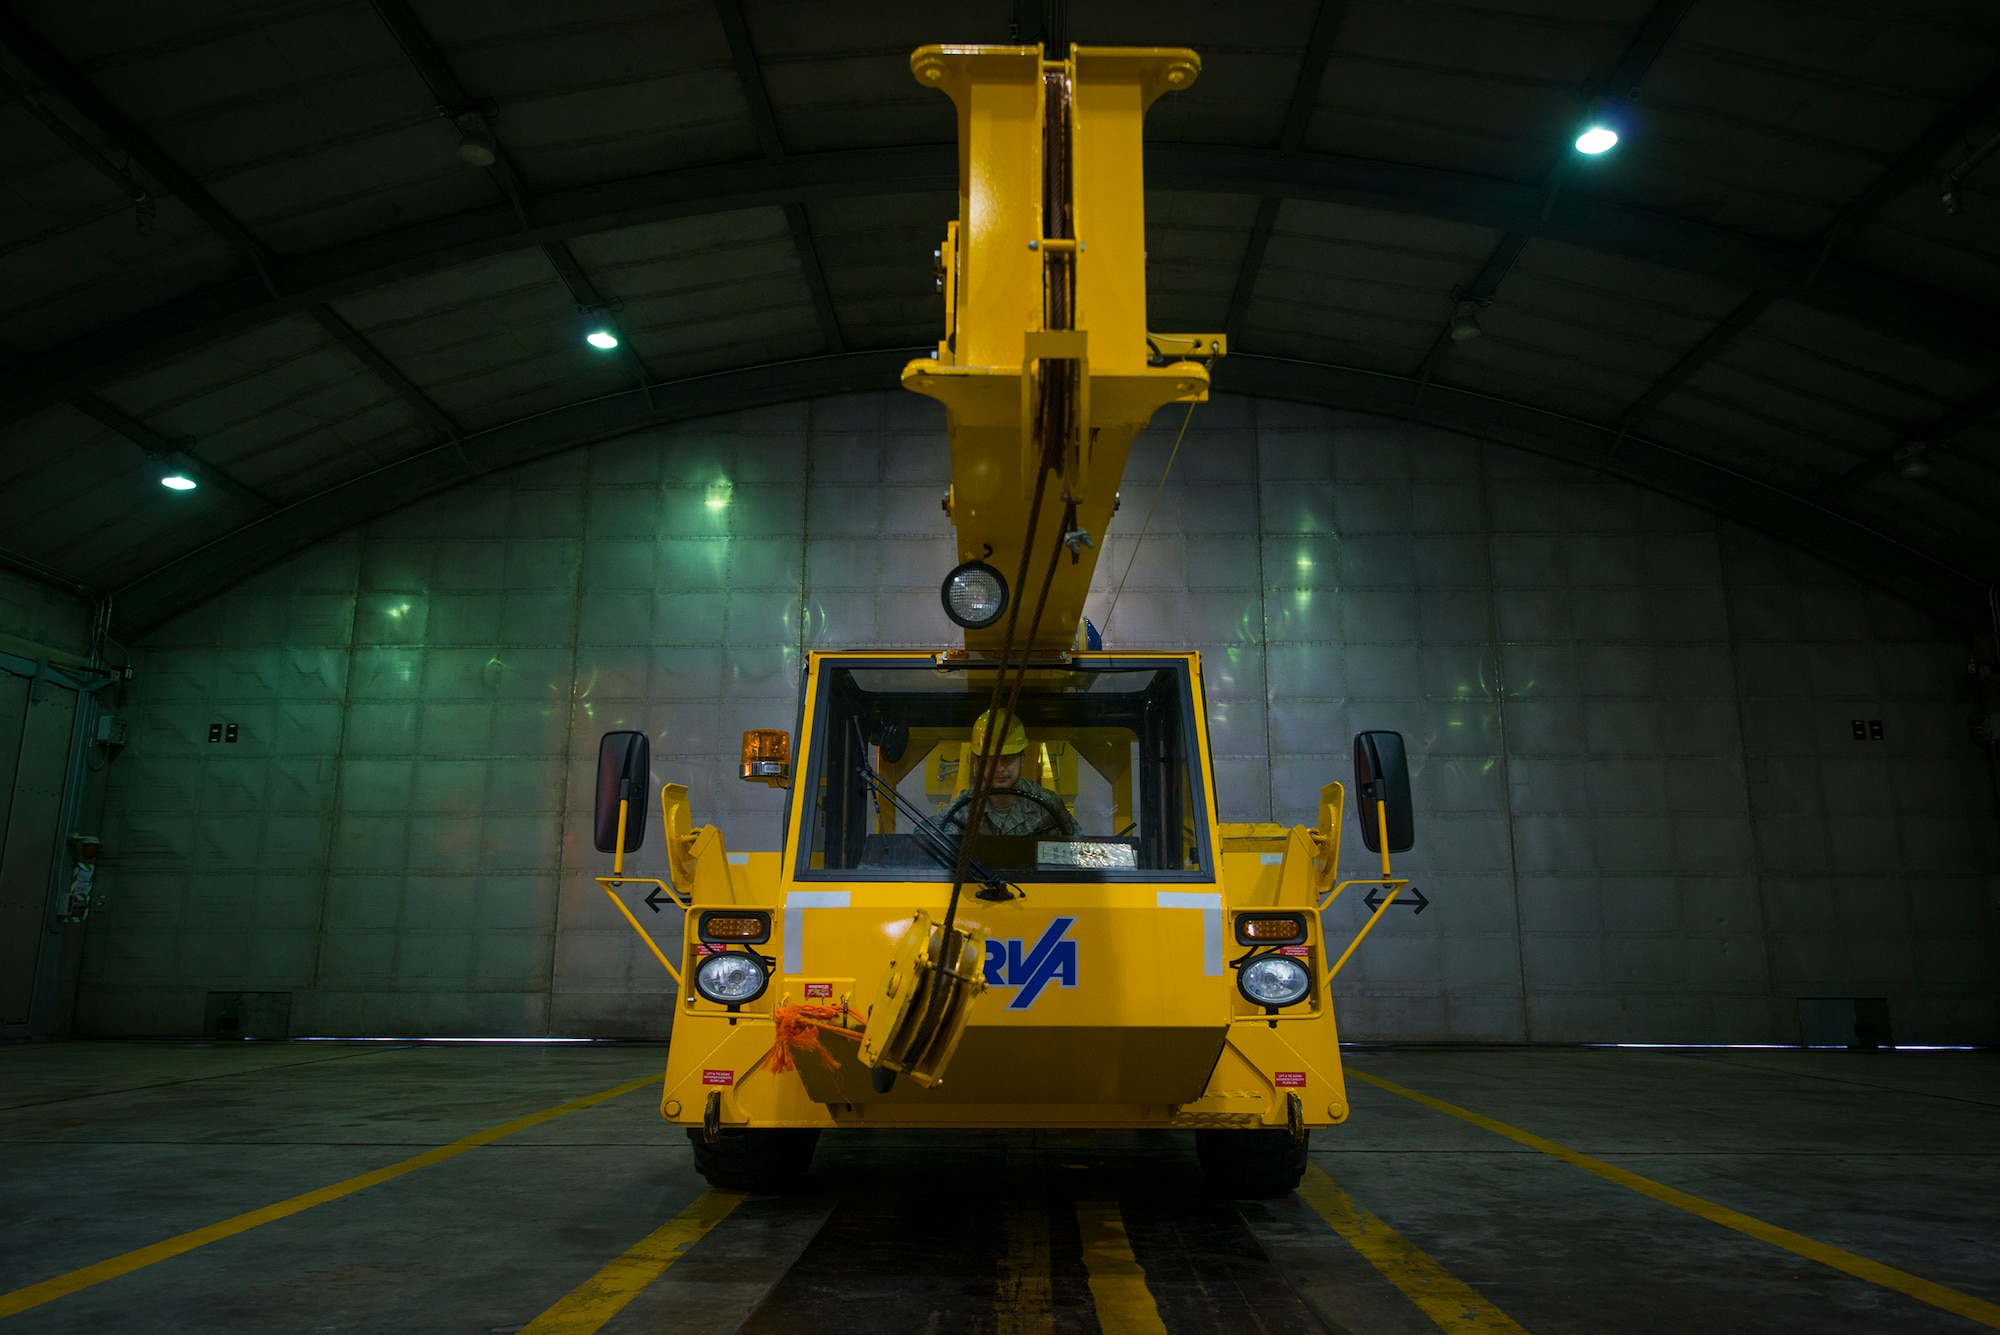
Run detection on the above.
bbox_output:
[0,667,78,1027]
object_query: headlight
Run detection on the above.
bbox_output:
[941,560,1008,629]
[1239,955,1311,1007]
[694,951,769,1005]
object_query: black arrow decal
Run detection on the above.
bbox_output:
[644,887,669,914]
[1363,884,1430,915]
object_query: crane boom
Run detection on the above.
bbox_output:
[903,44,1225,653]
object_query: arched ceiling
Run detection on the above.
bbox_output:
[0,0,1995,636]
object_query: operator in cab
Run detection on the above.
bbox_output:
[939,709,1080,838]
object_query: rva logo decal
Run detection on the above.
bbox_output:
[983,917,1078,1010]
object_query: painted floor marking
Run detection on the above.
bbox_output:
[1351,1070,2000,1331]
[0,1073,657,1322]
[1074,1199,1169,1335]
[517,1189,746,1334]
[1297,1164,1532,1334]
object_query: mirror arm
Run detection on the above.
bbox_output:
[1375,798,1392,879]
[597,881,682,984]
[1326,880,1402,982]
[613,797,630,876]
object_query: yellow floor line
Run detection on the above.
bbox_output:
[1297,1165,1531,1334]
[1074,1200,1168,1335]
[0,1073,658,1323]
[1351,1070,2000,1332]
[516,1189,746,1335]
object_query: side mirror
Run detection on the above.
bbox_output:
[1352,731,1414,854]
[740,729,792,787]
[594,731,650,854]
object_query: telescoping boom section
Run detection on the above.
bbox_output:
[591,44,1421,1199]
[906,44,1224,654]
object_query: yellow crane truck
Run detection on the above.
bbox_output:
[590,41,1417,1197]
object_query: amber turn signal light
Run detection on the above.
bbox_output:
[698,911,771,944]
[1234,912,1306,946]
[740,729,791,786]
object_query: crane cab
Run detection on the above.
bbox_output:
[593,648,1415,1194]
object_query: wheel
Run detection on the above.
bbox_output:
[686,1127,820,1192]
[1195,1128,1309,1198]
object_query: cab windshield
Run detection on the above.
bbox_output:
[797,658,1213,882]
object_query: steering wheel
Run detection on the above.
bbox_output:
[1007,789,1074,838]
[943,787,1073,839]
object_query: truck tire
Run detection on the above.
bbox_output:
[686,1127,820,1191]
[1195,1128,1309,1198]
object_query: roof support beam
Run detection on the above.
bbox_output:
[1812,379,2000,502]
[5,142,1999,432]
[0,6,275,294]
[3,4,466,493]
[1596,0,1701,101]
[0,329,271,512]
[1221,0,1346,344]
[366,0,533,212]
[65,397,276,511]
[0,542,101,599]
[101,349,1991,639]
[1413,231,1529,381]
[365,0,659,405]
[713,0,845,354]
[1413,0,1695,381]
[305,305,464,443]
[0,65,153,225]
[1807,63,2000,275]
[1617,58,2000,433]
[537,240,660,404]
[1615,291,1773,432]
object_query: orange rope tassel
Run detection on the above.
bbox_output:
[765,1003,866,1074]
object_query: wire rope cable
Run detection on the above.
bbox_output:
[1101,399,1197,638]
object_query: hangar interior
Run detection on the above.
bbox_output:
[0,1,1997,1332]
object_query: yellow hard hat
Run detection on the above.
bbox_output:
[969,709,1028,756]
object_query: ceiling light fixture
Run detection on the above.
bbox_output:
[1449,299,1483,341]
[585,328,620,350]
[453,111,497,167]
[1575,125,1619,155]
[1892,440,1933,479]
[160,473,197,491]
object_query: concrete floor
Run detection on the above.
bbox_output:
[1,1042,1995,1334]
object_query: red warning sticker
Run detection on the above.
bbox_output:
[693,943,724,956]
[1278,945,1309,957]
[1274,1071,1307,1088]
[701,1069,734,1086]
[804,982,833,998]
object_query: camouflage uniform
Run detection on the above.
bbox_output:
[940,780,1078,837]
